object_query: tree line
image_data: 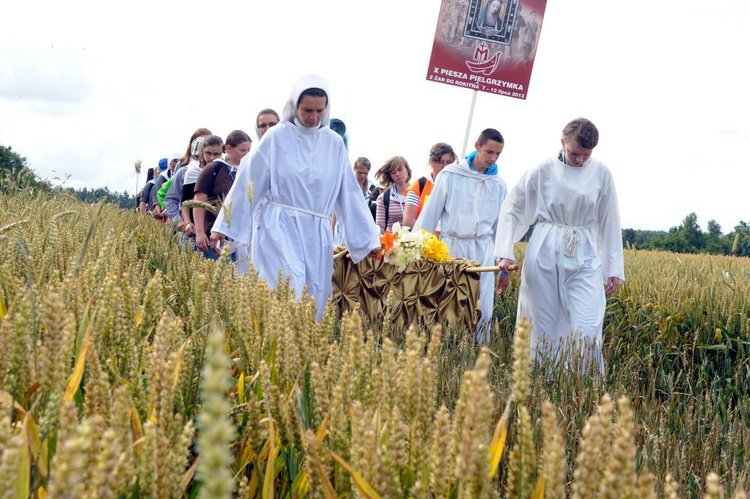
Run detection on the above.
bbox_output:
[1,144,135,210]
[3,143,749,256]
[623,212,750,257]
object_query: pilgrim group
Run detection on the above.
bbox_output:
[136,74,625,371]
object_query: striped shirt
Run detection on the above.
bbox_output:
[375,186,407,233]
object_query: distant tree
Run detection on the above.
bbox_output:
[656,213,705,254]
[681,213,705,250]
[725,221,750,257]
[621,228,668,250]
[1,144,46,192]
[0,144,26,172]
[621,215,750,256]
[657,227,690,253]
[59,185,135,210]
[707,219,722,238]
[705,219,728,254]
[622,228,636,247]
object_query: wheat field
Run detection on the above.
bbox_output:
[0,189,748,498]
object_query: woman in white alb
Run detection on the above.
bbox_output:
[210,74,381,321]
[495,118,624,372]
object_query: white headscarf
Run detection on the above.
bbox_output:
[160,152,182,180]
[280,74,331,126]
[184,161,203,185]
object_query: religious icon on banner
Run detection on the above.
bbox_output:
[465,0,518,44]
[426,0,547,100]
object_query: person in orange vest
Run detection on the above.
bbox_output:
[402,142,457,229]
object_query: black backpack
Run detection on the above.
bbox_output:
[383,177,427,227]
[367,185,381,220]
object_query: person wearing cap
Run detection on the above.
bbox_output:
[151,154,179,220]
[139,161,164,215]
[211,74,381,321]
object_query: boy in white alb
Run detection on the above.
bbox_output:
[414,128,507,342]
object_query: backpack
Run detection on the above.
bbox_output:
[174,162,230,208]
[383,177,427,227]
[182,162,230,213]
[367,185,381,220]
[212,160,228,178]
[383,188,391,227]
[417,176,428,196]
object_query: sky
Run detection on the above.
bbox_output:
[1,0,749,232]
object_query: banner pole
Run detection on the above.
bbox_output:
[461,90,478,156]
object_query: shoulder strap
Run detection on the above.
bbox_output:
[418,176,427,193]
[384,188,391,226]
[213,161,224,177]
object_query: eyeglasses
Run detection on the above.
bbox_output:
[432,159,453,166]
[204,151,223,158]
[258,122,279,129]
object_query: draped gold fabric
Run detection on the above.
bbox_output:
[332,247,482,331]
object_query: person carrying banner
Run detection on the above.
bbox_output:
[414,128,507,342]
[210,74,381,321]
[494,118,624,374]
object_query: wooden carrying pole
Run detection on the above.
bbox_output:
[465,264,519,273]
[344,253,518,274]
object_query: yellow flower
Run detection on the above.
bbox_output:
[423,233,452,262]
[380,226,451,270]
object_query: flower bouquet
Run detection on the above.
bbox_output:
[380,223,452,272]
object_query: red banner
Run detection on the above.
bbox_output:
[426,0,548,100]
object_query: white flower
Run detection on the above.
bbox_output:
[381,224,450,272]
